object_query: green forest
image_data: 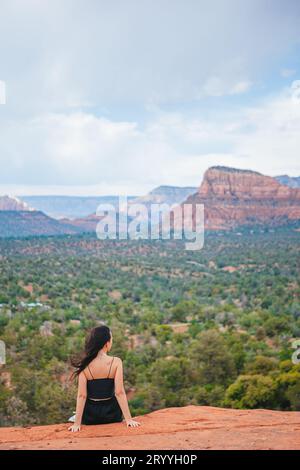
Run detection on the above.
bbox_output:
[0,227,300,426]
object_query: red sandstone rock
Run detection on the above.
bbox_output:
[184,166,300,230]
[0,406,299,450]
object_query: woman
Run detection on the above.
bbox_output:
[68,325,140,432]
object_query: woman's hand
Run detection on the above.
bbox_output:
[126,419,141,428]
[68,424,81,432]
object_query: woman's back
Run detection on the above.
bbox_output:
[84,356,116,400]
[69,325,140,430]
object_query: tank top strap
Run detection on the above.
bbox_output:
[107,357,114,378]
[87,364,95,380]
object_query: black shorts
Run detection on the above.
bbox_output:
[82,396,123,425]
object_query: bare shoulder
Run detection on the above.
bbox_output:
[78,371,87,381]
[113,357,123,366]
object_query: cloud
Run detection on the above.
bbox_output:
[0,81,6,104]
[1,0,300,113]
[281,68,296,78]
[202,77,252,97]
[233,80,300,175]
[0,1,300,194]
[1,81,300,195]
[230,81,252,95]
[291,80,300,100]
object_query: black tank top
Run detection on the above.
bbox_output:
[85,357,115,399]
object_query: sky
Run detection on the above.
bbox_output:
[0,0,300,196]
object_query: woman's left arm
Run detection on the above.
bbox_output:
[68,372,87,432]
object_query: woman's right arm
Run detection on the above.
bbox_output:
[114,358,140,428]
[68,371,87,432]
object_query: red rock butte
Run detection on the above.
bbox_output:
[184,166,300,230]
[0,406,300,450]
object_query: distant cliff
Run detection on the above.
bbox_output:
[0,211,82,237]
[184,166,300,230]
[63,185,198,230]
[275,175,300,189]
[22,195,136,219]
[132,185,197,206]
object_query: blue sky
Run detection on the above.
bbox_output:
[0,0,300,195]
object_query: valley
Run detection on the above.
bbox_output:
[0,227,299,426]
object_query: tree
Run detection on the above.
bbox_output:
[245,356,278,375]
[286,382,300,411]
[189,330,236,386]
[148,357,191,407]
[224,375,277,409]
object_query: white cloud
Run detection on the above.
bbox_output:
[202,77,252,97]
[230,81,252,95]
[1,80,300,195]
[0,0,300,193]
[233,80,300,175]
[291,80,300,100]
[0,0,300,112]
[281,68,296,78]
[0,81,6,104]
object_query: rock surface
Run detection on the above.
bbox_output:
[184,166,300,230]
[0,406,299,450]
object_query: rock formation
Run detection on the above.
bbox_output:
[0,406,299,450]
[184,166,300,230]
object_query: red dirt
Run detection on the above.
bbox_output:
[0,406,299,450]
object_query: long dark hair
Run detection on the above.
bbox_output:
[71,325,111,378]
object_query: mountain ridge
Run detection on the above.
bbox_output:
[0,211,83,238]
[21,195,137,219]
[275,175,300,188]
[131,185,197,206]
[1,168,300,236]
